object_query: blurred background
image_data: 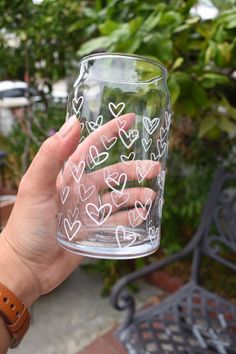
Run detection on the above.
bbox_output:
[0,1,236,351]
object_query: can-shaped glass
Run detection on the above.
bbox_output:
[57,53,171,259]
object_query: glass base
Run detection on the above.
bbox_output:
[57,228,158,259]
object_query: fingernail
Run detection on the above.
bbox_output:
[58,115,78,137]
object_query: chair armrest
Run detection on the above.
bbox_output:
[110,226,203,313]
[110,229,203,331]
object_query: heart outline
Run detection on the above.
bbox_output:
[135,199,152,220]
[141,137,152,152]
[86,203,112,225]
[143,116,160,135]
[165,111,171,129]
[120,152,135,164]
[60,186,70,204]
[105,173,127,194]
[72,96,84,117]
[89,145,109,166]
[157,139,167,160]
[64,218,81,241]
[71,161,85,184]
[115,225,137,248]
[119,128,139,149]
[86,115,103,133]
[128,210,142,228]
[101,135,117,150]
[136,161,152,183]
[111,191,130,208]
[109,102,125,117]
[78,184,95,202]
[67,207,79,224]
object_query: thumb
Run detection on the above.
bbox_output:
[20,115,80,197]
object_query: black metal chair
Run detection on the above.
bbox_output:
[110,167,236,354]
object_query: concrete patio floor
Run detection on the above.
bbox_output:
[14,262,163,354]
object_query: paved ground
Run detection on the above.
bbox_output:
[14,262,162,354]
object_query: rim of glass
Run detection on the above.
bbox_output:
[79,52,167,84]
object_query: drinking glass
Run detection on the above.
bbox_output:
[57,53,171,259]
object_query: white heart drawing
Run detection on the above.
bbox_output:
[120,152,135,164]
[86,115,103,133]
[71,161,85,184]
[136,161,152,183]
[160,126,168,142]
[64,218,81,242]
[105,173,127,194]
[119,128,139,149]
[72,96,84,116]
[57,212,62,230]
[79,136,85,143]
[157,139,167,160]
[104,169,119,181]
[67,207,79,224]
[158,197,164,218]
[116,118,126,129]
[115,226,137,248]
[144,188,153,200]
[101,135,117,150]
[80,122,85,132]
[135,199,152,220]
[109,102,125,117]
[128,210,142,228]
[89,145,109,166]
[78,184,95,202]
[86,203,112,225]
[141,137,152,152]
[111,191,130,208]
[150,152,158,161]
[157,170,166,190]
[165,111,171,129]
[60,186,70,204]
[148,225,160,248]
[143,116,160,135]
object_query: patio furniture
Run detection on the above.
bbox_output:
[111,167,236,354]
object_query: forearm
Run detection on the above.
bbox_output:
[0,233,40,352]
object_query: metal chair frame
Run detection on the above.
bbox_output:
[110,168,236,354]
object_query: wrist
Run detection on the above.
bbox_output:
[0,233,40,307]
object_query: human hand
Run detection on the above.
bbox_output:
[0,113,159,307]
[0,115,83,306]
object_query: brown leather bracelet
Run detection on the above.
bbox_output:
[0,282,31,348]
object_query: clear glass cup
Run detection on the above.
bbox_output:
[57,53,171,259]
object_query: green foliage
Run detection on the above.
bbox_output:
[1,0,236,292]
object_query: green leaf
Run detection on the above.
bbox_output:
[77,36,111,56]
[186,15,200,25]
[171,57,184,71]
[159,11,182,27]
[199,73,230,88]
[99,20,119,36]
[205,43,215,64]
[173,24,190,33]
[198,116,216,138]
[221,97,236,121]
[219,116,236,134]
[168,75,180,104]
[129,17,143,34]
